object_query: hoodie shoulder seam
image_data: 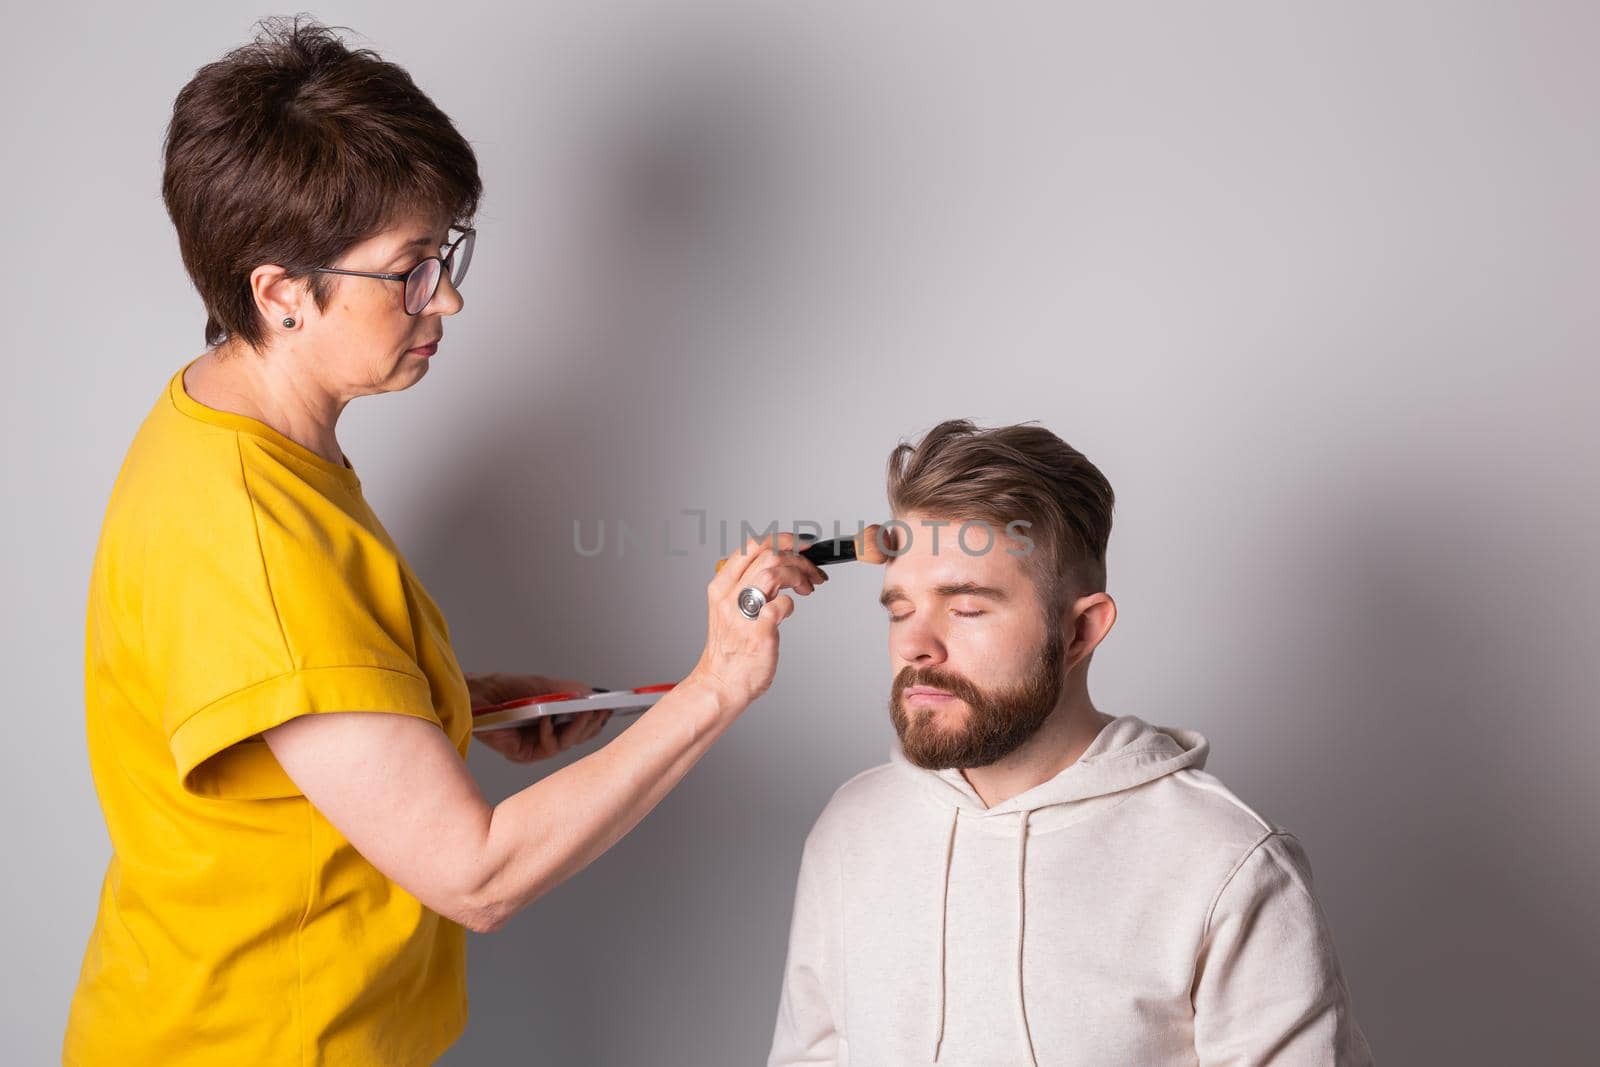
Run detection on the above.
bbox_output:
[1200,829,1296,941]
[1188,830,1292,997]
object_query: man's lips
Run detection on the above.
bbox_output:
[904,686,958,702]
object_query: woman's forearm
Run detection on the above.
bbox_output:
[264,676,738,934]
[462,675,735,930]
[266,537,821,933]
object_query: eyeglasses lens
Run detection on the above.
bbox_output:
[405,258,442,315]
[448,230,475,289]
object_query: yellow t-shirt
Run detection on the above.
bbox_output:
[64,358,474,1065]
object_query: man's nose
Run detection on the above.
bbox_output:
[891,616,946,668]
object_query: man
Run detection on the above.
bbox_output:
[768,420,1372,1066]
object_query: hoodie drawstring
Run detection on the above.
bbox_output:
[1016,808,1038,1066]
[932,805,1039,1066]
[932,805,959,1061]
[900,718,1204,1064]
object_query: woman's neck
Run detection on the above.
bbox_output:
[185,344,348,468]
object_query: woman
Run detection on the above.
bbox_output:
[63,19,828,1065]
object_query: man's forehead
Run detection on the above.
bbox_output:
[879,520,1028,595]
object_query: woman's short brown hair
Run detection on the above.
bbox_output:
[162,17,483,350]
[886,420,1116,618]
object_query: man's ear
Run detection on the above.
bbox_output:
[1064,592,1117,667]
[248,264,311,328]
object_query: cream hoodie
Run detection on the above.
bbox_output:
[768,716,1373,1066]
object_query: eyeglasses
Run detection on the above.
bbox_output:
[310,227,476,315]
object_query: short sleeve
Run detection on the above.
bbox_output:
[171,665,439,800]
[151,437,447,800]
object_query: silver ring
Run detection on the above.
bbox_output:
[737,586,768,620]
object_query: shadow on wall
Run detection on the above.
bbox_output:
[1242,468,1600,1064]
[411,28,823,1067]
[394,27,1598,1067]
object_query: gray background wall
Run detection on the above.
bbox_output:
[4,2,1596,1063]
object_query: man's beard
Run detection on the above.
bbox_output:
[889,625,1065,770]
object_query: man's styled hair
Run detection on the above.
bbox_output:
[886,419,1115,618]
[162,17,483,350]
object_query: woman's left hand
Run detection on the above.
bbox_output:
[466,672,613,763]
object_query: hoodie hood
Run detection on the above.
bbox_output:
[887,714,1210,1065]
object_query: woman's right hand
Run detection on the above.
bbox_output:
[687,532,829,715]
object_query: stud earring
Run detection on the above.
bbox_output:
[282,317,296,328]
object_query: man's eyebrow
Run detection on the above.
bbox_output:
[878,582,1009,607]
[934,581,1009,601]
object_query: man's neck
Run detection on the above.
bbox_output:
[959,695,1113,808]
